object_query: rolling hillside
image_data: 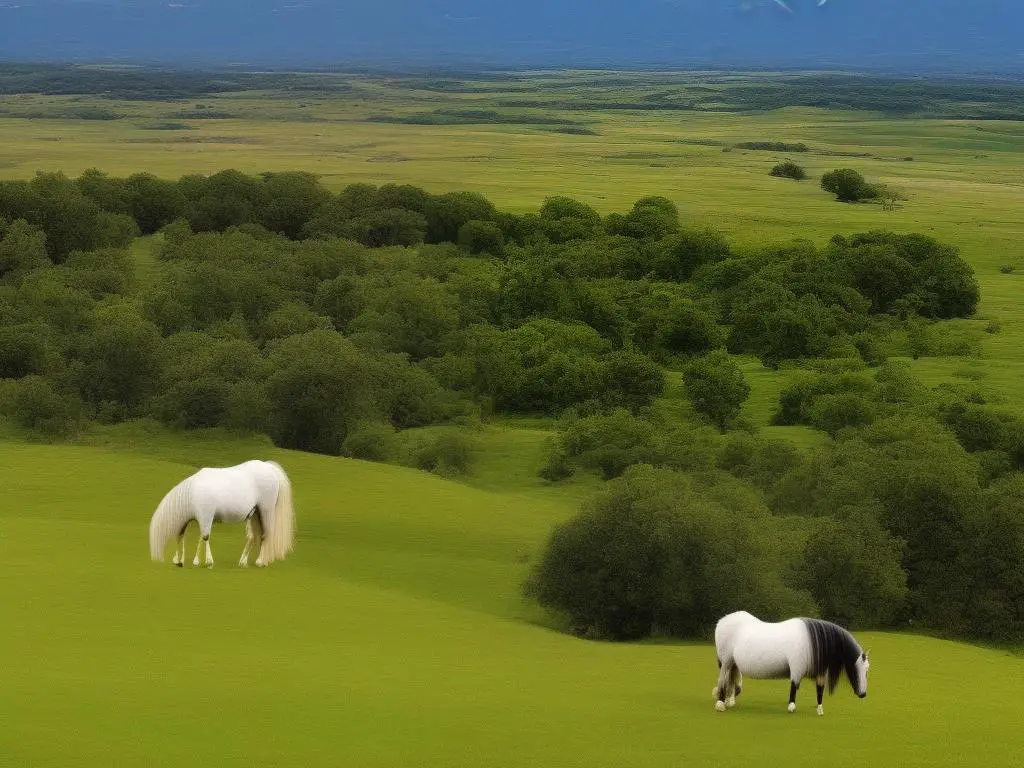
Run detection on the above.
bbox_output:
[1,438,1021,766]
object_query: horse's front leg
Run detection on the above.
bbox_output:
[815,675,826,716]
[788,679,800,713]
[192,536,204,567]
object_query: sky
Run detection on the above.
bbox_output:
[0,1,1021,72]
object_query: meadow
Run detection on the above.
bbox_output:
[3,438,1023,767]
[2,70,1024,765]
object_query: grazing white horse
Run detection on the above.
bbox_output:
[149,460,295,569]
[712,611,869,716]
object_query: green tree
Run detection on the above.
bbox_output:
[425,191,497,244]
[265,330,376,454]
[683,350,750,430]
[769,161,807,181]
[257,171,331,239]
[797,514,908,628]
[457,219,505,255]
[123,172,188,234]
[526,465,813,640]
[618,196,680,240]
[76,302,162,418]
[821,168,879,203]
[0,218,49,281]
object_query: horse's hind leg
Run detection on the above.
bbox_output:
[238,520,255,568]
[726,666,742,708]
[252,509,268,568]
[714,662,734,712]
[172,522,189,567]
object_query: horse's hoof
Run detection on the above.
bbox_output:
[787,703,796,713]
[816,705,824,716]
[175,562,183,568]
[726,696,736,708]
[238,560,248,568]
[192,560,200,567]
[715,701,726,712]
[206,562,214,569]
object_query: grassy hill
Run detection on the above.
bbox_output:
[1,438,1022,766]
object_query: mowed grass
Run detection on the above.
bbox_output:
[2,439,1022,767]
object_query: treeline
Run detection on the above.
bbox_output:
[0,168,980,443]
[0,63,358,101]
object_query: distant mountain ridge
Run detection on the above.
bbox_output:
[0,1,1022,74]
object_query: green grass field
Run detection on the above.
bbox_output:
[2,438,1022,767]
[3,72,1024,764]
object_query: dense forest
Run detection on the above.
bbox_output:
[2,167,1021,644]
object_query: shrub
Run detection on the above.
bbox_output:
[683,350,750,430]
[0,375,80,437]
[526,465,814,640]
[820,168,880,203]
[341,421,399,462]
[403,429,476,477]
[769,161,807,181]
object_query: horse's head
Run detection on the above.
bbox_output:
[853,651,870,698]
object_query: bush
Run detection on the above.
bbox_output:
[769,161,808,181]
[0,375,80,437]
[403,429,476,477]
[341,421,399,462]
[797,513,908,629]
[526,465,814,640]
[457,219,504,255]
[683,350,750,430]
[820,168,880,203]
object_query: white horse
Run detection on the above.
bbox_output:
[712,611,869,716]
[149,460,295,569]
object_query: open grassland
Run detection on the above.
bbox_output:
[2,439,1022,767]
[2,73,1022,418]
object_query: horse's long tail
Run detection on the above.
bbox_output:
[263,461,295,563]
[148,478,195,561]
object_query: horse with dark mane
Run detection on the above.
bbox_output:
[712,611,870,716]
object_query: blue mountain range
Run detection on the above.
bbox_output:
[0,1,1021,73]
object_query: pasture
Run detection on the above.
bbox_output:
[2,438,1022,767]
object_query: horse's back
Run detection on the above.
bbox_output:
[728,616,809,680]
[189,460,278,519]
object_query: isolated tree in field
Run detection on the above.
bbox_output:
[820,168,879,203]
[769,161,807,181]
[683,350,750,430]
